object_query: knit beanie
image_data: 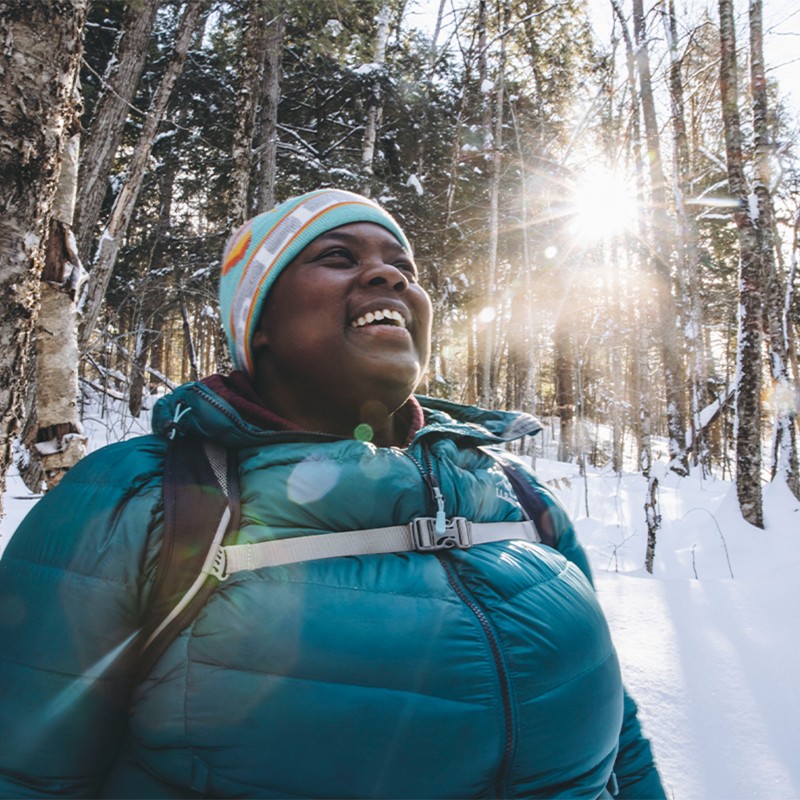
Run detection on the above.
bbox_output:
[219,188,412,375]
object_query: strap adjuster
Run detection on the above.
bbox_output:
[411,517,472,551]
[209,546,229,581]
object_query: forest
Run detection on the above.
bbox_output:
[1,0,798,568]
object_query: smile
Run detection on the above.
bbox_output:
[349,309,407,329]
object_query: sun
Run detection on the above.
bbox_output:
[568,167,640,243]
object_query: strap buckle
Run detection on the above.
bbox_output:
[208,546,229,581]
[411,517,472,551]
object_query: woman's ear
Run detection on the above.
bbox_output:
[251,318,270,352]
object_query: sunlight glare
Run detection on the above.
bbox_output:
[569,168,639,243]
[477,306,496,324]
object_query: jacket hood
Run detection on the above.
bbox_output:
[151,380,542,448]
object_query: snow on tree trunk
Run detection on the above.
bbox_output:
[555,297,576,462]
[662,0,710,475]
[719,0,764,528]
[632,0,689,477]
[74,0,161,263]
[0,0,88,513]
[78,0,206,352]
[253,8,286,215]
[229,0,269,227]
[360,1,392,193]
[749,0,799,499]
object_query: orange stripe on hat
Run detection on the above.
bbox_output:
[222,228,252,276]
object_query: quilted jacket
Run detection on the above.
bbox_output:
[0,381,665,798]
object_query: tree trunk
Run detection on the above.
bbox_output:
[554,299,576,462]
[253,7,286,214]
[719,0,764,527]
[229,0,269,227]
[360,1,392,193]
[749,0,798,497]
[25,127,89,490]
[0,0,88,513]
[662,0,710,474]
[74,0,161,262]
[477,0,507,410]
[78,0,206,352]
[631,0,689,476]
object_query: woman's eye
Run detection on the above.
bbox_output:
[319,248,354,264]
[396,261,418,279]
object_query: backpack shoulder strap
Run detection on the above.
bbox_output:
[481,447,558,549]
[137,436,240,679]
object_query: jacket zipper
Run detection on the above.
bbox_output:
[406,443,516,795]
[438,556,516,797]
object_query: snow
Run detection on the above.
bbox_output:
[748,192,760,222]
[353,62,381,76]
[406,173,424,195]
[1,393,799,799]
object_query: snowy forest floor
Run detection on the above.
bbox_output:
[1,391,799,799]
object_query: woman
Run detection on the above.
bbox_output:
[0,189,665,798]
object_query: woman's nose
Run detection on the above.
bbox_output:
[360,258,409,291]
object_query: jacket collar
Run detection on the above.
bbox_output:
[152,377,540,448]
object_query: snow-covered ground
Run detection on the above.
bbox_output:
[2,393,798,799]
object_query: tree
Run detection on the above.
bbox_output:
[632,0,689,476]
[74,0,162,263]
[0,0,88,513]
[661,0,710,474]
[251,4,286,214]
[718,0,763,527]
[749,0,798,498]
[22,123,88,491]
[79,0,207,352]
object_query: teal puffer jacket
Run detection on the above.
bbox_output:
[0,383,664,799]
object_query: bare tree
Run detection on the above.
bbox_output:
[229,0,270,227]
[79,0,206,352]
[0,0,88,513]
[632,0,689,476]
[74,0,162,262]
[252,6,286,214]
[718,0,763,527]
[749,0,798,497]
[661,0,710,474]
[361,1,393,193]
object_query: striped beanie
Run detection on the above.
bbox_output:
[219,188,412,375]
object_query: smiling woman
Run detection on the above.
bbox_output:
[0,188,666,799]
[250,220,432,446]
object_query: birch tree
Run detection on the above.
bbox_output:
[749,0,798,497]
[23,127,88,491]
[0,0,88,512]
[360,1,393,193]
[718,0,763,527]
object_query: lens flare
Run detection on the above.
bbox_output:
[569,167,639,242]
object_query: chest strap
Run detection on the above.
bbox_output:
[210,516,541,580]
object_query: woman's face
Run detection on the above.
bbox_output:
[251,222,432,428]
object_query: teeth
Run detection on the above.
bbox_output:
[350,309,407,329]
